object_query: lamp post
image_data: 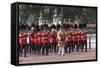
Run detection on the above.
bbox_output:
[58,7,63,25]
[74,15,79,26]
[82,8,87,24]
[44,6,50,24]
[53,7,58,26]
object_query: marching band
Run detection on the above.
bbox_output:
[19,24,87,57]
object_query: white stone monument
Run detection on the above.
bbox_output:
[38,12,44,26]
[53,8,58,25]
[58,8,63,25]
[74,15,79,27]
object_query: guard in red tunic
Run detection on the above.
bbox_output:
[81,31,87,52]
[64,30,69,53]
[71,29,76,52]
[19,31,27,57]
[72,29,79,52]
[74,28,84,52]
[79,30,84,52]
[19,31,24,38]
[28,29,34,54]
[41,29,49,55]
[46,28,51,53]
[76,30,82,52]
[67,30,73,54]
[30,35,35,54]
[30,27,38,54]
[37,29,42,54]
[49,29,57,53]
[19,31,24,57]
[25,30,29,54]
[33,33,38,54]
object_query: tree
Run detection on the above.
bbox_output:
[19,4,96,25]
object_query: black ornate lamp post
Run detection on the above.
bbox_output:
[44,6,50,24]
[58,7,63,25]
[82,8,87,24]
[53,7,58,25]
[82,8,91,50]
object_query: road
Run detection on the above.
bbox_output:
[19,48,96,64]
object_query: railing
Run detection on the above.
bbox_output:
[87,34,96,49]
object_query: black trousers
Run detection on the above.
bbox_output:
[64,42,68,53]
[37,43,42,54]
[75,41,86,52]
[29,43,33,54]
[68,42,72,53]
[26,44,30,54]
[73,41,79,52]
[48,43,52,52]
[42,43,49,55]
[71,41,75,52]
[30,42,37,54]
[50,43,57,53]
[19,44,27,57]
[64,42,72,54]
[81,40,87,52]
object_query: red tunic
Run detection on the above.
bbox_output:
[65,33,68,42]
[19,38,27,45]
[29,32,33,37]
[71,31,77,42]
[67,34,73,42]
[72,36,75,42]
[82,35,87,41]
[73,30,80,35]
[34,34,38,44]
[71,31,76,36]
[37,32,42,36]
[42,37,48,44]
[37,32,42,43]
[73,36,78,42]
[19,32,24,38]
[49,32,57,43]
[31,37,35,43]
[41,32,49,44]
[38,37,42,43]
[19,32,27,45]
[77,35,81,41]
[80,31,87,41]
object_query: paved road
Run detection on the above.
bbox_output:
[19,48,96,64]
